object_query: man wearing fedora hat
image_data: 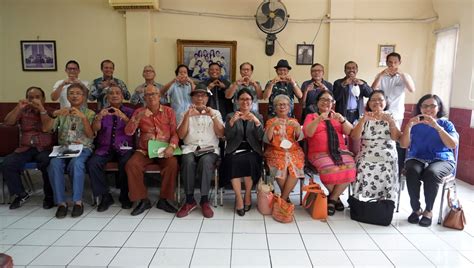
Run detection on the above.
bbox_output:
[263,59,303,118]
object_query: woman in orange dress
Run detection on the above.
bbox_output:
[264,95,305,201]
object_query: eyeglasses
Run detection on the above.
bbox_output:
[66,67,79,71]
[276,103,289,107]
[319,97,335,103]
[239,98,252,102]
[143,70,155,73]
[68,92,83,96]
[144,92,159,97]
[421,104,438,109]
[370,98,386,103]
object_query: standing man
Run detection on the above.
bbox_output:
[87,84,134,212]
[130,65,165,106]
[125,85,179,216]
[2,87,54,209]
[301,63,333,121]
[51,60,89,108]
[263,59,303,118]
[200,62,232,120]
[226,62,263,113]
[89,59,130,111]
[333,61,373,124]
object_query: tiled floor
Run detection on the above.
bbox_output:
[1,175,473,268]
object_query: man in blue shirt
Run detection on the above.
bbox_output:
[301,63,333,121]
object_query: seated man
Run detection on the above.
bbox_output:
[2,86,54,209]
[89,59,130,111]
[176,85,224,218]
[87,84,134,212]
[43,83,95,219]
[125,85,179,216]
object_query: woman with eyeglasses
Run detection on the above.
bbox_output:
[351,90,401,202]
[264,94,305,203]
[303,90,355,215]
[223,88,264,216]
[400,94,458,227]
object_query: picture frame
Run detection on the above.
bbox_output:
[378,44,396,67]
[20,40,57,71]
[177,39,237,82]
[296,44,314,65]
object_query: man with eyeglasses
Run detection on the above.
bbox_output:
[130,65,165,106]
[51,60,89,108]
[333,61,372,124]
[301,63,333,121]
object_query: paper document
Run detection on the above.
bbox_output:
[49,144,84,158]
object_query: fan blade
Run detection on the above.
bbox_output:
[261,2,271,15]
[261,17,275,30]
[273,8,286,21]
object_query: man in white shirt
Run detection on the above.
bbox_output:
[176,85,224,219]
[51,60,89,108]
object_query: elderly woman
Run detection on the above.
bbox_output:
[400,94,458,227]
[303,90,356,215]
[351,90,401,201]
[264,95,305,202]
[223,88,264,216]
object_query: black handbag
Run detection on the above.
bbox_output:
[348,195,395,226]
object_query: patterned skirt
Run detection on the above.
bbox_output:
[308,152,356,185]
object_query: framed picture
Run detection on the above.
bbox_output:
[177,39,237,82]
[20,40,57,71]
[296,44,314,65]
[378,44,396,67]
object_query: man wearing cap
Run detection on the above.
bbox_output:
[199,62,232,120]
[263,59,303,118]
[176,85,224,218]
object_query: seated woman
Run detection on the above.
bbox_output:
[400,94,458,227]
[223,88,264,216]
[351,90,401,201]
[264,95,305,203]
[303,90,355,215]
[43,83,95,219]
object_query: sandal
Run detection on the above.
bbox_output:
[407,210,422,224]
[335,198,345,211]
[327,199,336,216]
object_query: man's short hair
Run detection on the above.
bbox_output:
[65,60,80,70]
[386,52,401,62]
[344,61,358,70]
[310,63,324,71]
[25,86,45,98]
[101,59,115,69]
[239,62,254,71]
[208,62,221,69]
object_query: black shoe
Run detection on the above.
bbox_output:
[121,199,133,209]
[71,203,84,218]
[97,194,114,212]
[327,200,336,216]
[244,204,252,212]
[131,199,151,216]
[335,198,345,211]
[55,205,68,219]
[408,211,421,224]
[419,216,432,227]
[156,199,178,213]
[9,193,30,209]
[43,199,55,210]
[236,208,245,216]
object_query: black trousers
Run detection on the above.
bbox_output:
[405,159,454,212]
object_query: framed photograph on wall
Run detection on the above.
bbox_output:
[177,39,237,82]
[378,44,395,67]
[296,44,314,65]
[20,40,57,71]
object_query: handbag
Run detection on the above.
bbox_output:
[348,195,395,226]
[443,189,466,230]
[257,177,274,215]
[302,179,328,220]
[271,194,295,223]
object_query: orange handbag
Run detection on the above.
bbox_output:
[271,194,295,223]
[302,180,328,220]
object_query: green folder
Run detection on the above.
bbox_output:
[148,140,182,158]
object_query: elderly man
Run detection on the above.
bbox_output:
[200,62,232,120]
[263,59,303,118]
[301,63,333,121]
[89,59,130,111]
[125,85,179,216]
[2,87,54,209]
[130,65,165,106]
[51,60,89,108]
[87,84,134,212]
[226,62,263,113]
[176,85,224,218]
[333,61,373,124]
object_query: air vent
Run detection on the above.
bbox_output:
[109,0,159,10]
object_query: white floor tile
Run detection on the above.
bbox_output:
[168,219,202,232]
[436,232,474,251]
[5,245,47,265]
[69,246,120,266]
[103,218,141,231]
[7,216,50,229]
[135,218,172,232]
[336,233,380,250]
[196,232,232,249]
[109,247,156,267]
[421,250,473,267]
[302,234,342,250]
[296,220,333,234]
[231,249,271,268]
[39,217,81,230]
[232,233,268,250]
[115,207,147,218]
[29,246,82,265]
[201,219,233,233]
[270,249,312,268]
[233,219,265,233]
[53,230,98,246]
[144,207,176,219]
[149,248,193,267]
[88,231,131,247]
[159,232,198,248]
[0,206,37,216]
[0,216,22,229]
[307,250,353,267]
[124,231,165,248]
[370,233,416,250]
[87,206,121,217]
[267,233,305,250]
[0,228,34,244]
[392,220,435,234]
[70,217,112,231]
[190,248,231,267]
[234,209,265,220]
[0,244,12,252]
[345,250,393,267]
[17,229,65,245]
[265,218,299,233]
[209,206,235,220]
[383,250,434,267]
[404,233,456,251]
[328,220,365,233]
[359,222,400,234]
[459,250,474,263]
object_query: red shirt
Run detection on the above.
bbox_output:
[16,107,54,153]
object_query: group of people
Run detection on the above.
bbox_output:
[187,49,228,81]
[2,52,458,227]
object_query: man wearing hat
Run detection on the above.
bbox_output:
[176,85,224,218]
[263,59,303,118]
